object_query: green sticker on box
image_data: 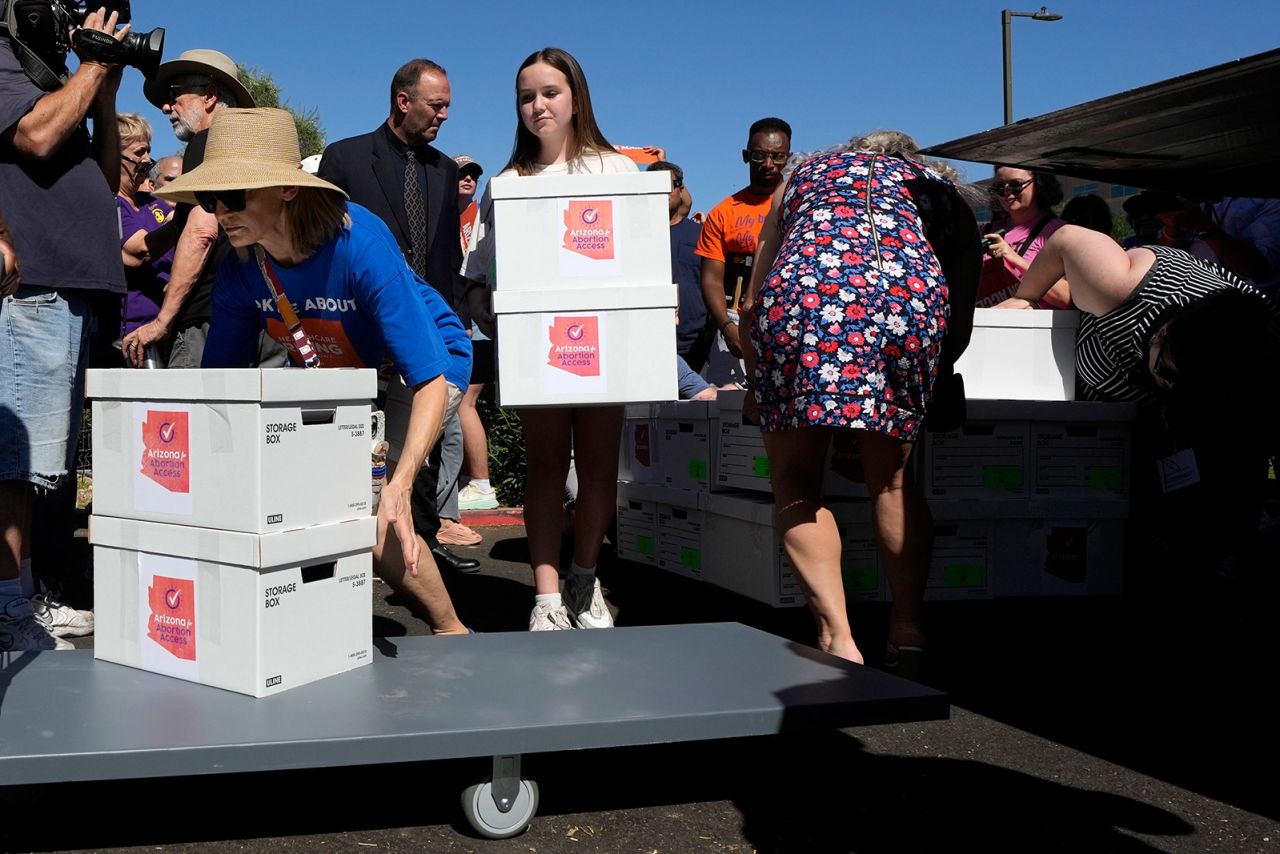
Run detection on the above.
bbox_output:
[680,547,701,571]
[843,566,878,592]
[1088,466,1123,490]
[752,456,772,478]
[944,563,985,587]
[982,465,1022,489]
[689,459,708,479]
[635,535,654,556]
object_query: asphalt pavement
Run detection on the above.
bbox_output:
[18,515,1280,854]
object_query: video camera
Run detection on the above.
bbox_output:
[1,0,164,90]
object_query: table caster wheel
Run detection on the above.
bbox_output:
[461,778,539,839]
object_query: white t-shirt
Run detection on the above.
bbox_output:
[462,149,639,285]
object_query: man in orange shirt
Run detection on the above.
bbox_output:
[696,117,791,385]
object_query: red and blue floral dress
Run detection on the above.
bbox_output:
[750,150,952,441]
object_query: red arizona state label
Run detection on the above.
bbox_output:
[147,575,196,660]
[562,200,615,260]
[140,410,190,493]
[547,316,601,377]
[633,423,651,467]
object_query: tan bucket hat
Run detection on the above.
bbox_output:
[153,108,347,205]
[143,49,255,110]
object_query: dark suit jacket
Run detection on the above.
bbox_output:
[318,123,469,325]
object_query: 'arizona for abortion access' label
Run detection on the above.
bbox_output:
[133,404,194,516]
[146,575,196,661]
[542,314,608,395]
[558,199,622,278]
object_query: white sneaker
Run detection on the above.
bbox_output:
[31,592,94,638]
[0,599,75,651]
[564,575,614,629]
[458,483,499,511]
[529,601,573,631]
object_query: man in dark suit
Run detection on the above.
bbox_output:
[319,58,479,576]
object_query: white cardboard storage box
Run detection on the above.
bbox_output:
[619,404,662,485]
[714,391,869,498]
[654,487,707,581]
[655,400,719,492]
[91,515,375,698]
[615,480,662,567]
[87,368,374,533]
[912,501,996,601]
[493,288,678,407]
[1025,401,1135,500]
[953,309,1080,401]
[923,417,1030,500]
[993,499,1127,598]
[702,493,882,608]
[489,172,673,292]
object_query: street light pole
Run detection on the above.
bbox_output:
[1002,7,1063,125]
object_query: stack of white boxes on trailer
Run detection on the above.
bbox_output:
[618,391,885,608]
[925,309,1135,598]
[86,368,378,697]
[618,308,1135,607]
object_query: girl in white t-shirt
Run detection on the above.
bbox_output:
[464,47,636,631]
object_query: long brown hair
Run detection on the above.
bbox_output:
[504,47,615,176]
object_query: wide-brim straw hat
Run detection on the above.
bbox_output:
[154,108,347,205]
[143,49,256,110]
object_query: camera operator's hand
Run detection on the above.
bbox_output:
[120,317,170,367]
[72,8,131,68]
[0,238,21,299]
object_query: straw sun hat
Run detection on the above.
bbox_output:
[154,108,347,206]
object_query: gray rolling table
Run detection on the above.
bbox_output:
[0,623,948,838]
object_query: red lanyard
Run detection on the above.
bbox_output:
[254,245,323,368]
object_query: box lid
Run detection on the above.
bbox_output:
[90,516,376,568]
[655,399,718,421]
[970,308,1081,330]
[490,171,671,201]
[965,399,1138,422]
[617,481,703,509]
[624,403,655,419]
[928,498,1128,520]
[492,284,677,314]
[715,389,749,414]
[87,368,377,403]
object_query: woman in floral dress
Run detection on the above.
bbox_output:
[743,138,975,665]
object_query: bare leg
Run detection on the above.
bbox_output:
[1019,225,1156,315]
[0,481,31,584]
[459,383,489,481]
[374,461,466,634]
[519,408,573,594]
[569,406,623,569]
[762,426,862,663]
[856,432,930,648]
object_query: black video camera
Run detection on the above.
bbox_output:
[2,0,164,88]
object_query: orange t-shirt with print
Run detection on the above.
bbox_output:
[695,189,772,304]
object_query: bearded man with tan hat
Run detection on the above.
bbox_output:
[121,49,285,369]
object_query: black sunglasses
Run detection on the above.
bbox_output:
[990,178,1034,196]
[746,149,789,165]
[195,189,247,214]
[168,83,208,104]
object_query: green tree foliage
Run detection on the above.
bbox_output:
[236,64,325,157]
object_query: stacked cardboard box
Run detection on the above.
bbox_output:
[86,368,377,697]
[489,172,679,407]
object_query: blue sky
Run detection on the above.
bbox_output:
[113,0,1278,213]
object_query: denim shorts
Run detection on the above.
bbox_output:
[0,287,90,489]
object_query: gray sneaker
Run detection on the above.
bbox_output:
[564,574,614,629]
[0,599,75,651]
[529,601,573,631]
[31,592,94,638]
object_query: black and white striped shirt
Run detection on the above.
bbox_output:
[1076,245,1254,401]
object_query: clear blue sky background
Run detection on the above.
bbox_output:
[114,0,1278,213]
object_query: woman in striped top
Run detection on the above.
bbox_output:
[996,224,1279,405]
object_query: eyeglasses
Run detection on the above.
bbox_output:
[746,150,789,165]
[194,189,247,214]
[167,84,208,104]
[990,178,1034,197]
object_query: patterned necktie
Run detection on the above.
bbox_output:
[403,150,428,278]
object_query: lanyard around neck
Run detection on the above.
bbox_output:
[253,245,323,368]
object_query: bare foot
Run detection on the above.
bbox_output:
[823,635,865,665]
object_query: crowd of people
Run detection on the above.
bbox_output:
[2,17,1277,658]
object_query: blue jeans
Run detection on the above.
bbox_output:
[0,287,90,489]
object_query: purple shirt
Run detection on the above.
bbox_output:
[117,193,175,335]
